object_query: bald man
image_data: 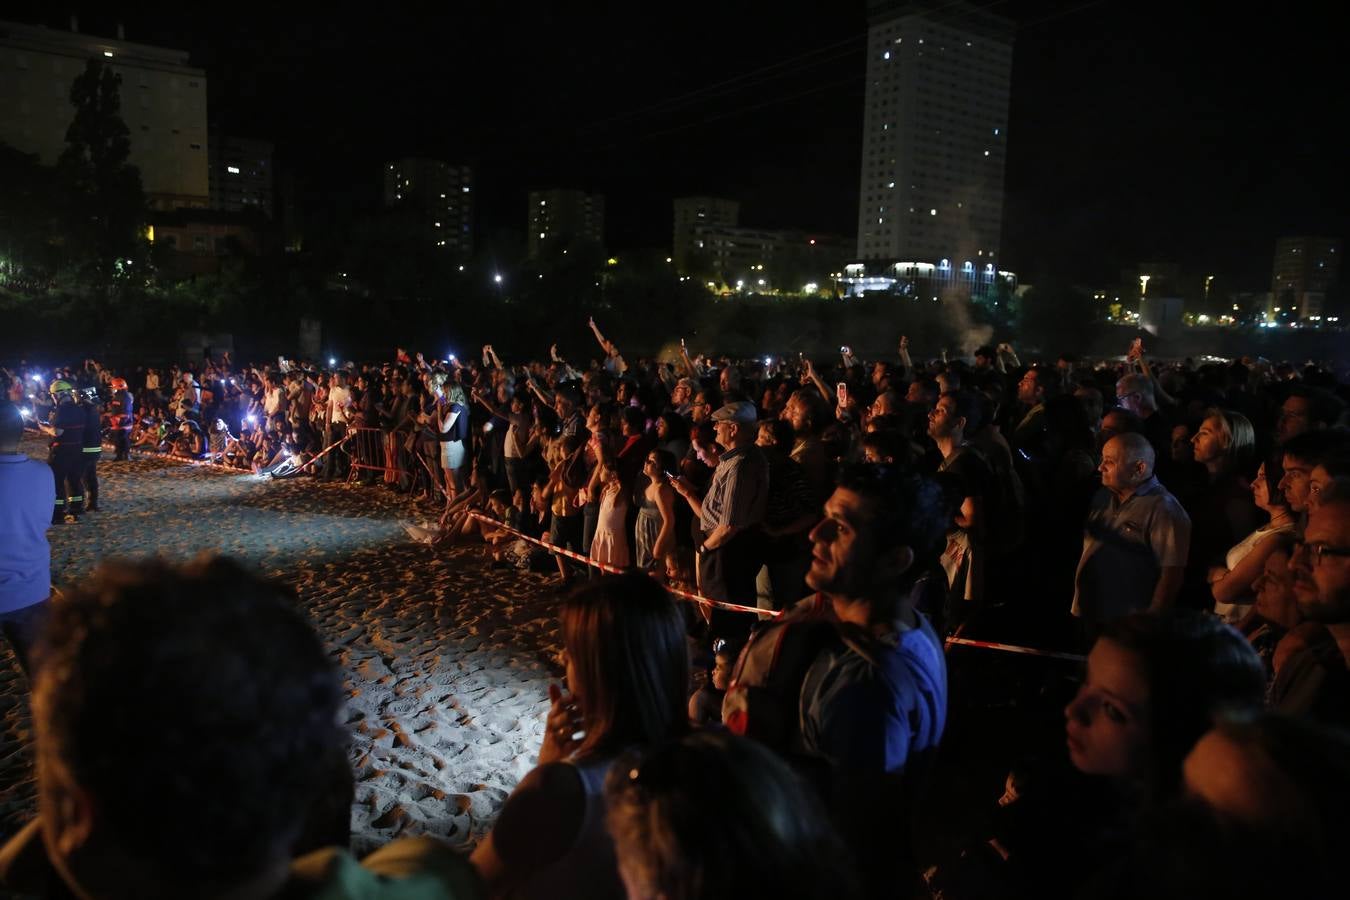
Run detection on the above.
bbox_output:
[1072,432,1191,625]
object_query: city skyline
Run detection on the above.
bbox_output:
[2,2,1346,291]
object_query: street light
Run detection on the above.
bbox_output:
[493,274,503,284]
[1139,274,1151,297]
[1204,275,1215,301]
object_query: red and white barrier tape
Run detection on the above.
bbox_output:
[944,636,1084,662]
[465,510,775,618]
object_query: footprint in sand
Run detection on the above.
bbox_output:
[370,804,409,830]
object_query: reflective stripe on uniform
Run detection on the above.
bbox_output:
[68,495,84,502]
[83,447,102,453]
[54,499,65,506]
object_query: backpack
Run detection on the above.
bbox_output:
[721,594,877,752]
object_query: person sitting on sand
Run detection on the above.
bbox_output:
[0,556,482,899]
[471,573,689,899]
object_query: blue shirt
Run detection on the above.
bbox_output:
[0,454,55,613]
[799,604,947,775]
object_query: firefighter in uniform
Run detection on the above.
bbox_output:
[80,387,103,511]
[109,377,134,461]
[40,380,85,523]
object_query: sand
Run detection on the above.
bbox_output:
[0,435,564,856]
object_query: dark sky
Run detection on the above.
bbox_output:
[13,2,1349,287]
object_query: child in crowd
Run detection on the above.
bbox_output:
[688,643,733,726]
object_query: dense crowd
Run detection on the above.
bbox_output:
[1,321,1349,898]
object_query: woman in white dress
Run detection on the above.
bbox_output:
[588,450,631,569]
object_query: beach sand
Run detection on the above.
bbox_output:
[1,436,563,855]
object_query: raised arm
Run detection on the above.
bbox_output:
[587,317,608,352]
[1130,340,1178,408]
[898,335,913,374]
[802,358,834,406]
[526,372,555,405]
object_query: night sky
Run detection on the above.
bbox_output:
[12,2,1349,288]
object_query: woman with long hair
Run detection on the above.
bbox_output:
[436,378,470,499]
[931,610,1266,899]
[635,448,678,571]
[470,574,689,899]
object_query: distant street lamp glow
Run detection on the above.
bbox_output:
[329,358,336,367]
[493,274,503,284]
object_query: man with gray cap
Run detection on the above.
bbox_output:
[673,400,769,647]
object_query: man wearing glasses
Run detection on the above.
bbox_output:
[1273,498,1350,728]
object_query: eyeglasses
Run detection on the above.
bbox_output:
[1292,540,1350,566]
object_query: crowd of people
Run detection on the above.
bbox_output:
[1,321,1349,898]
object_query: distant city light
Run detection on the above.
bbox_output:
[226,165,240,174]
[804,282,819,293]
[329,358,336,367]
[103,50,113,57]
[809,238,816,245]
[494,274,503,284]
[458,265,465,271]
[606,257,618,266]
[757,279,766,286]
[665,257,672,263]
[930,209,937,216]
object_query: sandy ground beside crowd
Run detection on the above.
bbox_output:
[0,436,564,856]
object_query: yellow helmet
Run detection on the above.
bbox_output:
[48,379,75,397]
